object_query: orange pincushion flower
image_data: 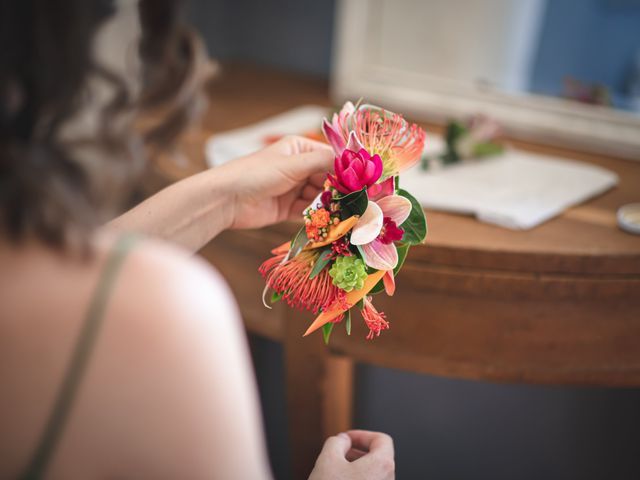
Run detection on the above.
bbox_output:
[326,104,426,178]
[326,291,350,324]
[259,250,341,314]
[361,296,390,340]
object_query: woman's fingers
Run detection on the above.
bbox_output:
[347,430,395,458]
[310,431,395,480]
[285,135,332,155]
[319,432,352,460]
[269,135,332,156]
[289,198,312,219]
[296,149,334,176]
[348,430,395,476]
[345,447,368,462]
[302,184,320,201]
[309,172,328,189]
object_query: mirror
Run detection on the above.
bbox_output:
[332,0,640,159]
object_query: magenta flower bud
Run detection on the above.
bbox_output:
[328,148,383,194]
[320,190,333,208]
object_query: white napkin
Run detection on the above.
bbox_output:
[400,147,618,229]
[205,105,329,167]
[204,105,619,230]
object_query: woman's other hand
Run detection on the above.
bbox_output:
[220,135,334,230]
[308,430,396,480]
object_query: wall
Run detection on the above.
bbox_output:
[187,0,335,77]
[530,0,640,98]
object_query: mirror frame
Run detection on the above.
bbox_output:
[330,0,640,160]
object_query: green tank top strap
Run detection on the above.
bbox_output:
[21,234,139,480]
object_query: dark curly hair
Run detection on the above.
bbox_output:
[0,0,210,249]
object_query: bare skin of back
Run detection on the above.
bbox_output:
[0,230,271,479]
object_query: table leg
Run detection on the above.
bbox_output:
[284,310,327,479]
[283,312,355,479]
[323,354,354,437]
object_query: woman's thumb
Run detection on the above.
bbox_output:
[320,432,352,459]
[295,148,335,175]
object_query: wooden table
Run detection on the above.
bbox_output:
[148,64,640,479]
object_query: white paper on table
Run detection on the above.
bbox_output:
[400,151,618,229]
[204,105,619,230]
[205,105,329,167]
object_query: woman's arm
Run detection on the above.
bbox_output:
[108,167,236,252]
[109,136,334,252]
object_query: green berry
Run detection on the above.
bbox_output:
[329,255,368,292]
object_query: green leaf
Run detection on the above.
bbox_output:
[309,247,333,280]
[394,175,400,190]
[369,280,384,296]
[285,226,309,261]
[397,189,427,245]
[270,291,283,304]
[345,309,351,335]
[369,243,410,295]
[355,298,365,310]
[442,121,467,164]
[473,141,504,158]
[322,322,334,345]
[336,188,368,220]
[445,121,467,149]
[394,242,410,274]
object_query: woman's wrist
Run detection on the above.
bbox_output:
[181,165,239,241]
[109,166,238,252]
[209,160,244,231]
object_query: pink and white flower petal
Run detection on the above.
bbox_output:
[333,101,355,130]
[350,201,383,245]
[335,165,361,193]
[376,195,412,225]
[345,131,365,152]
[322,119,345,155]
[361,239,399,270]
[368,177,395,201]
[383,270,396,296]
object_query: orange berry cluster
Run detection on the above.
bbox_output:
[304,207,340,242]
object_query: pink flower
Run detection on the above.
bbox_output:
[350,194,412,270]
[320,190,333,208]
[328,144,383,194]
[367,177,395,201]
[322,101,356,154]
[323,102,426,178]
[468,114,501,142]
[378,217,404,244]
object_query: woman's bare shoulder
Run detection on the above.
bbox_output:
[107,231,237,327]
[50,232,270,478]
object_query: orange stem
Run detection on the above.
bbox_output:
[303,269,386,337]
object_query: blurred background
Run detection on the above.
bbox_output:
[187,0,640,158]
[189,0,640,113]
[183,1,640,479]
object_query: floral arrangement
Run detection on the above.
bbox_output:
[259,102,427,342]
[432,114,504,167]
